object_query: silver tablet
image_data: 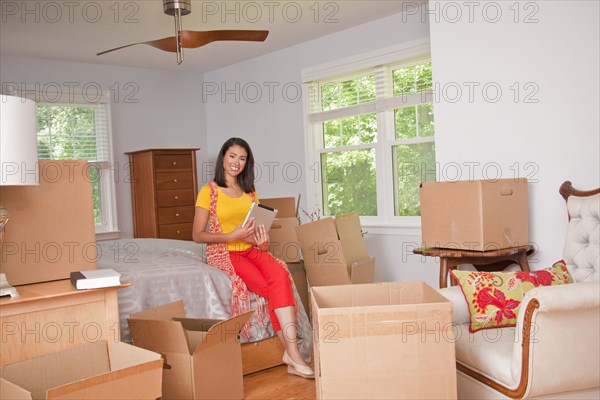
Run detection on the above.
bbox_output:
[242,202,278,231]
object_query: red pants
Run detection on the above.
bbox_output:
[229,247,294,331]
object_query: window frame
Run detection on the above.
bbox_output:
[302,38,433,235]
[17,87,119,239]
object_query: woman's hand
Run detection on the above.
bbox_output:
[253,224,270,251]
[230,218,256,242]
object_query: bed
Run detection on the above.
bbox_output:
[96,238,313,371]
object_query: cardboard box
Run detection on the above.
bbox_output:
[0,160,96,285]
[288,261,310,316]
[128,301,253,400]
[420,178,529,251]
[295,213,375,286]
[311,282,457,399]
[0,341,163,400]
[260,196,301,263]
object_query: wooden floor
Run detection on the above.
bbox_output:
[244,365,316,400]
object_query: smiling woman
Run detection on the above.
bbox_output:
[192,137,315,380]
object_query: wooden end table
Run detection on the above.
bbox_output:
[413,245,535,288]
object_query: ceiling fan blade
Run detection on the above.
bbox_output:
[97,30,268,56]
[180,30,269,49]
[97,36,177,56]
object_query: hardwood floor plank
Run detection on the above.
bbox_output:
[244,365,316,400]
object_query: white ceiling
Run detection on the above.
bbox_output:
[1,0,418,73]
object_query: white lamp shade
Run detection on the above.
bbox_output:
[1,95,38,186]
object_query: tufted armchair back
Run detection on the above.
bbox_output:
[561,181,600,282]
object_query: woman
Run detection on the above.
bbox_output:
[192,137,314,379]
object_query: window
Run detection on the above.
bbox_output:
[303,40,435,232]
[19,88,118,237]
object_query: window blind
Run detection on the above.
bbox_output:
[12,87,112,163]
[307,57,432,124]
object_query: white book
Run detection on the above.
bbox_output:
[70,269,121,290]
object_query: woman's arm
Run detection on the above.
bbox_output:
[192,206,256,244]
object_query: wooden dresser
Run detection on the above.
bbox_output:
[126,148,199,240]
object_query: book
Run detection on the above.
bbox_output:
[242,202,278,231]
[70,269,121,290]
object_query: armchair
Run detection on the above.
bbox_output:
[439,181,599,399]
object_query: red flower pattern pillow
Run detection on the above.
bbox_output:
[451,260,573,333]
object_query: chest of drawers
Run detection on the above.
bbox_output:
[126,148,199,240]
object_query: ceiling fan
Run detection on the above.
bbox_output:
[97,0,269,65]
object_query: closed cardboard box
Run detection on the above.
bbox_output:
[128,301,253,400]
[0,160,96,285]
[260,196,301,263]
[295,213,375,287]
[0,341,163,400]
[311,282,457,399]
[420,178,529,251]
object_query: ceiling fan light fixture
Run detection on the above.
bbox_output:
[163,0,190,64]
[163,0,191,16]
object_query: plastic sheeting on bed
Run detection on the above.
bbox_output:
[96,238,312,361]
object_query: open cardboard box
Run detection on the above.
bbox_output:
[295,213,375,286]
[0,341,162,400]
[260,196,301,263]
[311,282,457,399]
[420,178,529,250]
[128,300,253,400]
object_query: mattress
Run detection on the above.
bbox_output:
[96,238,312,360]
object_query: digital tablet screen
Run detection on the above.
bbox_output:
[242,203,278,231]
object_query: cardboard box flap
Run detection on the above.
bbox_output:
[0,378,31,400]
[108,341,163,371]
[306,262,350,287]
[296,217,338,247]
[192,311,254,354]
[46,343,163,400]
[260,196,300,218]
[350,256,375,284]
[172,317,223,332]
[128,318,191,354]
[0,341,109,400]
[335,213,369,266]
[128,300,191,353]
[130,299,186,321]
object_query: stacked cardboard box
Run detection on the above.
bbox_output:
[260,196,301,263]
[420,178,529,250]
[128,300,253,400]
[295,213,375,287]
[311,282,457,399]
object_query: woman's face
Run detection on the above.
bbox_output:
[222,144,248,178]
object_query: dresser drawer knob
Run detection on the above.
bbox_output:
[172,161,177,166]
[175,213,180,217]
[176,230,181,234]
[173,179,178,183]
[174,196,179,200]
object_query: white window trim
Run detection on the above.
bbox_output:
[301,37,432,235]
[14,87,120,239]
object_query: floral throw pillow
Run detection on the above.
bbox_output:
[451,260,573,333]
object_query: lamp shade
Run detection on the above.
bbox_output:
[1,94,38,185]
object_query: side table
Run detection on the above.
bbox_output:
[413,245,535,288]
[0,279,129,365]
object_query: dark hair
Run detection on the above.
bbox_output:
[214,137,255,193]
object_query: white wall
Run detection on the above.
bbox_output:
[429,0,599,269]
[0,56,207,238]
